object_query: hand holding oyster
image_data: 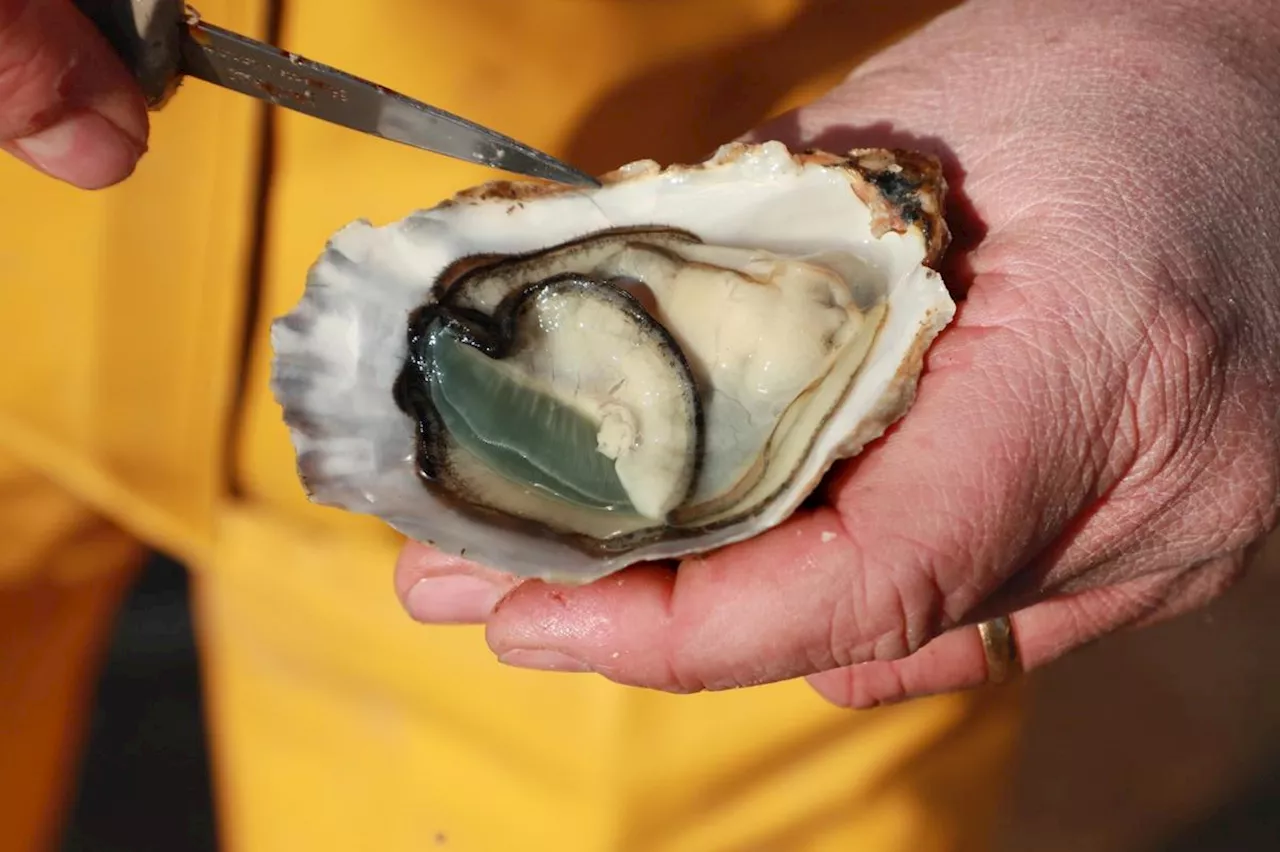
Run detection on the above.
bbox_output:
[277,0,1280,709]
[272,142,953,582]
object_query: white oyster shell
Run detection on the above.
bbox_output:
[270,141,955,582]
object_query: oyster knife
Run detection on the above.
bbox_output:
[72,1,599,187]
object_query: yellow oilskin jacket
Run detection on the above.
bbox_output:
[0,1,1024,850]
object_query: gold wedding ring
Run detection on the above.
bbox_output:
[978,616,1020,684]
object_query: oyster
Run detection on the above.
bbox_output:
[271,141,953,582]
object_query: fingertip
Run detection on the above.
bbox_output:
[393,542,521,624]
[405,574,511,625]
[485,564,681,681]
[487,563,676,642]
[89,75,150,156]
[7,108,144,189]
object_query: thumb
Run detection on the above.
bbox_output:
[0,0,148,188]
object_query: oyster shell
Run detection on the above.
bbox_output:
[271,141,953,582]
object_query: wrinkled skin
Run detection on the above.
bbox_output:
[395,0,1280,707]
[0,0,148,188]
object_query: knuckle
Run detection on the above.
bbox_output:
[1100,228,1279,561]
[659,631,722,695]
[1119,284,1231,482]
[1132,289,1223,423]
[850,667,910,710]
[826,543,947,668]
[811,666,911,711]
[1124,337,1277,558]
[1157,288,1230,392]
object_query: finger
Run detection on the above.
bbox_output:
[806,554,1243,708]
[804,625,990,709]
[394,541,523,625]
[0,0,148,188]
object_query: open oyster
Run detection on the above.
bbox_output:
[271,142,953,582]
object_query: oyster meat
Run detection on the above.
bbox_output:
[271,142,954,582]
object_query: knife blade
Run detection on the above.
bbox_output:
[74,1,599,186]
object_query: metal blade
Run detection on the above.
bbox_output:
[177,17,599,187]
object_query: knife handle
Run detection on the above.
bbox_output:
[71,0,187,108]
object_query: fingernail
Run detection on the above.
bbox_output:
[13,110,145,189]
[406,575,505,624]
[498,649,592,673]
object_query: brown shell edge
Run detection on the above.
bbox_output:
[438,142,951,270]
[818,147,950,271]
